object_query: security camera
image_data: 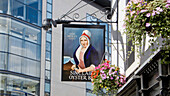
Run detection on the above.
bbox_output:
[42,19,52,31]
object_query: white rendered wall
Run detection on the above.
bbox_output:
[40,0,47,96]
[111,0,126,75]
[50,0,105,96]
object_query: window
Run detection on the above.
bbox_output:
[0,74,40,96]
[8,54,40,77]
[0,0,42,26]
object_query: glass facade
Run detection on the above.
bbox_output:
[0,0,42,26]
[0,74,39,96]
[0,0,41,95]
[45,0,52,96]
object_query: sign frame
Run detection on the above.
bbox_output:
[62,24,105,81]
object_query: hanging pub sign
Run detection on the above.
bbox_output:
[62,24,105,81]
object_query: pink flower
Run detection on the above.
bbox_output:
[134,15,137,19]
[116,81,119,85]
[140,9,147,13]
[100,73,107,80]
[130,11,135,16]
[159,8,163,12]
[109,67,115,75]
[146,13,151,17]
[167,0,170,3]
[156,11,160,14]
[156,7,163,12]
[152,11,156,16]
[156,7,161,11]
[165,4,170,8]
[95,66,100,69]
[136,4,141,7]
[116,76,119,80]
[132,0,139,4]
[92,82,94,85]
[119,84,122,87]
[100,68,105,73]
[122,24,126,29]
[146,23,150,27]
[110,77,113,80]
[120,78,124,83]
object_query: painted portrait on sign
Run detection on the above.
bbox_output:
[62,24,105,81]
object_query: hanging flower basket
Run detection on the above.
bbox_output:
[124,0,170,46]
[91,60,126,95]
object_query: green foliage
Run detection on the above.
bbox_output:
[124,0,170,62]
[91,60,126,95]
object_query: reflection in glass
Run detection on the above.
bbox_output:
[46,33,51,42]
[46,42,51,52]
[0,0,42,26]
[0,17,8,34]
[22,58,40,77]
[0,52,7,70]
[46,51,51,61]
[9,36,23,56]
[47,3,52,12]
[8,16,41,44]
[45,70,50,80]
[9,36,41,60]
[47,12,52,19]
[46,61,51,70]
[12,1,25,20]
[45,83,50,92]
[0,74,40,96]
[8,54,40,77]
[0,34,8,51]
[8,54,22,73]
[0,0,8,14]
[47,0,52,4]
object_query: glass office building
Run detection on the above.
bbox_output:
[0,0,42,95]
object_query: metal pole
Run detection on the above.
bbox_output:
[117,0,119,67]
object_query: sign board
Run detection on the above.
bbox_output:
[62,24,105,81]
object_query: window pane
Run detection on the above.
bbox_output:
[47,3,52,12]
[9,36,22,56]
[47,0,52,3]
[8,54,22,73]
[46,51,51,61]
[47,12,52,19]
[0,74,40,95]
[11,1,25,20]
[22,58,40,77]
[0,34,8,51]
[25,41,41,60]
[27,0,38,10]
[0,52,7,70]
[46,61,51,70]
[0,0,8,14]
[45,70,51,79]
[9,36,41,60]
[45,83,50,92]
[8,54,40,77]
[27,6,38,24]
[10,18,41,44]
[46,33,51,42]
[46,42,51,52]
[0,17,8,34]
